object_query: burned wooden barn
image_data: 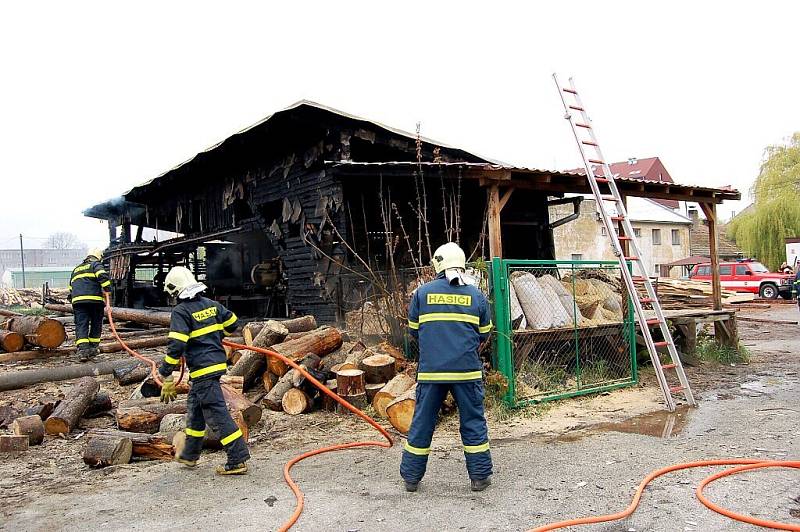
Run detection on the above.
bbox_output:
[85,100,740,328]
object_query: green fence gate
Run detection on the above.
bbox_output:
[490,258,637,407]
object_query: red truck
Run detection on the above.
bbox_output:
[688,260,793,299]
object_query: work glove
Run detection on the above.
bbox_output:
[160,376,178,404]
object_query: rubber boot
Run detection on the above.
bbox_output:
[78,347,90,363]
[470,477,491,492]
[216,462,248,475]
[404,481,419,492]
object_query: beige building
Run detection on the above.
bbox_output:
[551,196,692,277]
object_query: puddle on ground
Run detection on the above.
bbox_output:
[592,405,692,438]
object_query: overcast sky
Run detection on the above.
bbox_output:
[2,1,798,250]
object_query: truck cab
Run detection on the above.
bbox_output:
[689,260,793,299]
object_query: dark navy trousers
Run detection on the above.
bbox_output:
[182,377,250,466]
[73,303,104,353]
[400,381,492,483]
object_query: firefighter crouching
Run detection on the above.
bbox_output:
[68,248,111,362]
[400,242,494,492]
[158,266,250,475]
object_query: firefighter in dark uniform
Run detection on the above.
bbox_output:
[793,268,800,306]
[158,266,250,475]
[68,248,111,362]
[401,242,494,492]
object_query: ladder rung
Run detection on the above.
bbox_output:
[595,177,609,184]
[588,159,604,164]
[575,123,591,128]
[618,236,632,241]
[562,87,578,94]
[569,105,584,111]
[646,318,661,325]
[639,297,654,303]
[610,216,625,221]
[582,140,599,146]
[653,341,669,348]
[632,276,647,281]
[625,256,641,261]
[669,386,685,393]
[600,195,618,202]
[661,363,677,370]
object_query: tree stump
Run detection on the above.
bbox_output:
[360,354,396,384]
[386,384,417,434]
[44,377,100,435]
[0,330,25,352]
[115,398,188,433]
[4,316,66,349]
[282,388,312,415]
[88,429,174,460]
[338,393,368,412]
[12,415,45,445]
[0,435,29,452]
[365,382,385,403]
[83,435,133,467]
[336,369,366,397]
[372,373,415,418]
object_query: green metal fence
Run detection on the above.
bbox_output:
[491,258,637,407]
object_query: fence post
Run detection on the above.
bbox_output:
[490,257,515,406]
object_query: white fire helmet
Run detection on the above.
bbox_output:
[431,242,466,274]
[163,266,197,298]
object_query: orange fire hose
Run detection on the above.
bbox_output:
[102,299,393,532]
[222,340,394,532]
[531,459,800,531]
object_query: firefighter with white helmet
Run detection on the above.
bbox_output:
[401,242,494,492]
[158,266,250,475]
[68,248,111,362]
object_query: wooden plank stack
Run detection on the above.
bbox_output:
[637,278,755,309]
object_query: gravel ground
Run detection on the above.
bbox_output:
[1,304,799,531]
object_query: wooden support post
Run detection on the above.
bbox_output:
[699,202,722,311]
[487,183,503,258]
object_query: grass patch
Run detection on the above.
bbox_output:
[695,337,751,365]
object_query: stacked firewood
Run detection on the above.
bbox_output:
[0,314,68,356]
[0,287,25,306]
[224,316,417,433]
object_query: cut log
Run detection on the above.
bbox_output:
[0,356,162,391]
[3,316,65,349]
[12,415,45,445]
[228,320,288,389]
[360,354,396,384]
[264,369,298,411]
[88,428,173,460]
[373,373,415,418]
[44,303,171,327]
[115,398,188,433]
[262,371,278,393]
[284,330,314,342]
[114,361,162,386]
[25,397,58,420]
[84,390,113,417]
[0,330,25,353]
[0,348,73,363]
[269,326,343,376]
[221,383,262,428]
[282,388,312,415]
[0,435,29,452]
[338,393,368,411]
[228,350,244,365]
[281,315,318,333]
[365,382,385,403]
[386,384,417,434]
[98,336,169,353]
[377,341,406,361]
[160,414,222,450]
[223,336,244,357]
[100,328,170,341]
[322,380,338,411]
[338,349,374,372]
[319,341,364,374]
[44,377,100,435]
[83,435,133,467]
[336,369,366,397]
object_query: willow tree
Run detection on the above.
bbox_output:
[728,133,800,270]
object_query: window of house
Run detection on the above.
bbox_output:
[735,265,749,275]
[654,263,660,275]
[719,265,732,275]
[601,227,606,236]
[571,254,583,261]
[633,228,641,238]
[672,229,681,245]
[652,229,661,245]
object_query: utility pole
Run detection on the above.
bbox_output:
[19,234,26,288]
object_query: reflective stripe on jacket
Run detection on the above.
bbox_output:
[408,275,493,382]
[158,295,238,381]
[69,259,111,303]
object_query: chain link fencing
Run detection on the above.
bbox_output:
[490,259,636,406]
